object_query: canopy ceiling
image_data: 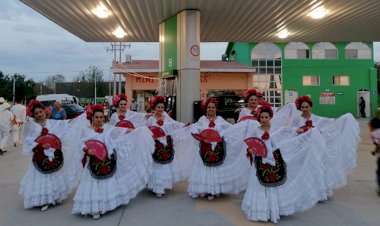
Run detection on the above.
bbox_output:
[21,0,380,42]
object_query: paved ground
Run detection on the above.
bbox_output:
[0,118,379,226]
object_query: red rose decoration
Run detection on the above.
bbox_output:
[157,120,164,126]
[119,115,125,120]
[156,142,164,149]
[261,131,270,140]
[41,127,49,135]
[100,165,109,174]
[95,128,104,133]
[209,121,216,128]
[262,164,269,171]
[268,172,277,182]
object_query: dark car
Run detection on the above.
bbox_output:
[193,95,245,123]
[62,104,84,119]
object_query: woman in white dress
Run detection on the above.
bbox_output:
[291,96,360,195]
[238,89,260,122]
[20,100,78,211]
[145,96,186,197]
[72,104,154,220]
[109,94,151,129]
[176,97,249,200]
[240,105,328,223]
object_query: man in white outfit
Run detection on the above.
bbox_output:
[10,99,26,147]
[0,97,15,154]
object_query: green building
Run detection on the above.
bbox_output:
[226,42,377,118]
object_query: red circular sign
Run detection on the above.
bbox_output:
[190,45,200,56]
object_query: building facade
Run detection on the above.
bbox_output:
[226,42,377,117]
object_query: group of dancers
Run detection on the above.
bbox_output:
[19,89,360,222]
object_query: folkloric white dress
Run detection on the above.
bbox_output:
[175,116,250,197]
[20,119,79,209]
[145,112,186,195]
[72,124,154,215]
[109,110,148,128]
[291,113,360,195]
[238,120,328,223]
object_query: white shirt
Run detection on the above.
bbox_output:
[10,104,26,123]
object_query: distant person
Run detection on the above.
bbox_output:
[0,97,15,154]
[50,100,67,120]
[10,99,26,147]
[130,99,139,111]
[360,97,366,118]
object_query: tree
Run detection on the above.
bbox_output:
[79,65,104,83]
[0,71,36,103]
[44,74,65,89]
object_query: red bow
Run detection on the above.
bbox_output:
[157,120,164,126]
[209,121,216,128]
[95,128,104,133]
[119,115,125,120]
[41,127,49,135]
[305,120,313,127]
[261,131,270,140]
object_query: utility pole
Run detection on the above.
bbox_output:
[107,42,130,95]
[12,75,16,104]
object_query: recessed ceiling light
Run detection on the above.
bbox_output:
[277,28,289,39]
[309,6,327,19]
[112,27,126,38]
[92,3,110,19]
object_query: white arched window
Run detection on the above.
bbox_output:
[251,42,282,107]
[312,42,338,59]
[284,42,310,59]
[345,42,371,59]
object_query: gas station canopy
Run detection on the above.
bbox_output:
[21,0,380,42]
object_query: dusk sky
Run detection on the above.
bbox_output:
[0,0,379,82]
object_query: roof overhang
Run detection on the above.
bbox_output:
[21,0,380,42]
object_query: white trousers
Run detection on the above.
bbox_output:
[12,123,24,144]
[0,130,11,151]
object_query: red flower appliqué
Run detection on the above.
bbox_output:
[100,165,109,174]
[209,121,216,128]
[95,128,104,133]
[47,160,55,168]
[261,131,270,140]
[208,154,217,162]
[268,172,277,182]
[161,151,169,160]
[41,127,49,135]
[119,115,125,120]
[157,120,164,126]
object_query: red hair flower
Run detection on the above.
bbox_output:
[295,96,313,110]
[86,104,105,120]
[26,100,45,117]
[113,94,128,107]
[242,89,257,101]
[256,91,263,98]
[149,96,165,108]
[201,97,218,110]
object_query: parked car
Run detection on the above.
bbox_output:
[193,95,245,123]
[61,103,84,119]
[37,94,81,107]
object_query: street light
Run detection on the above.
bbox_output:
[40,82,46,95]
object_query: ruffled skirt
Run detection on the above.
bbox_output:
[20,164,71,209]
